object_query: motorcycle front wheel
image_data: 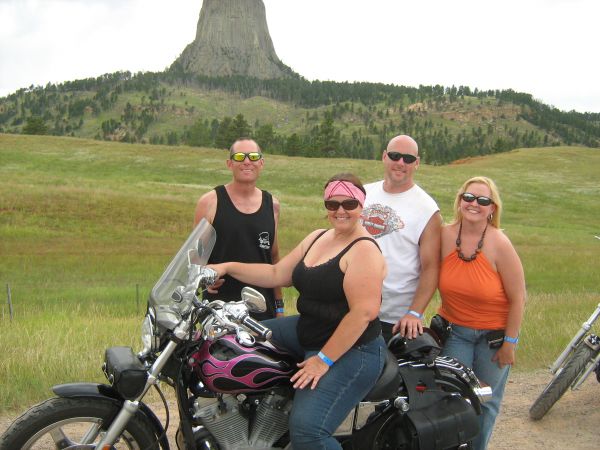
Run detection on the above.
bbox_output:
[0,397,158,450]
[529,343,599,421]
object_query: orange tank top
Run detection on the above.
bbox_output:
[438,251,509,329]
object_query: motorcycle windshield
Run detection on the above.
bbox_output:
[149,219,216,309]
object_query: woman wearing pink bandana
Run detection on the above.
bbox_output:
[208,173,387,450]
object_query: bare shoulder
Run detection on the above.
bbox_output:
[486,226,521,265]
[272,194,281,216]
[441,222,457,234]
[441,222,458,241]
[194,190,218,225]
[198,189,217,203]
[488,226,515,250]
[344,237,386,279]
[271,193,280,206]
[427,210,443,227]
[349,236,386,262]
[296,228,325,247]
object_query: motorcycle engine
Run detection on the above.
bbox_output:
[192,391,292,449]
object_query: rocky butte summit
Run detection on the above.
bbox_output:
[171,0,297,79]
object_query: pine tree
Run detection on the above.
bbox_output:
[22,116,48,135]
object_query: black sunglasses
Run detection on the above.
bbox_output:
[324,199,360,211]
[230,152,263,162]
[386,151,417,164]
[461,192,493,206]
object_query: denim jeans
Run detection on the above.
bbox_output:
[441,323,510,450]
[263,315,386,450]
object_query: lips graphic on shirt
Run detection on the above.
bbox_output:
[361,204,404,238]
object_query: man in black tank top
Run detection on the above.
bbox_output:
[194,138,282,320]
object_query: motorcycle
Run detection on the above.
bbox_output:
[1,219,492,449]
[529,302,600,420]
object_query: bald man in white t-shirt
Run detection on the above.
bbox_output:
[361,135,442,341]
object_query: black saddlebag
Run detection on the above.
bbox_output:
[103,346,148,400]
[407,394,479,449]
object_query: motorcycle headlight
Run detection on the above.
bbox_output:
[140,307,158,354]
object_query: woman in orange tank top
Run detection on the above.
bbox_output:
[437,176,526,450]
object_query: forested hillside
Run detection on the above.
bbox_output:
[1,70,599,164]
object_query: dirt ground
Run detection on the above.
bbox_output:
[1,369,598,449]
[488,369,599,450]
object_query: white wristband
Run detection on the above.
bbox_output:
[317,351,334,367]
[407,310,423,319]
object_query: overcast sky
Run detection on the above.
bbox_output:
[1,0,599,113]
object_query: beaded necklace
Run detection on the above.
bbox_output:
[455,221,488,262]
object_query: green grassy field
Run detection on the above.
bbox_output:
[1,134,599,412]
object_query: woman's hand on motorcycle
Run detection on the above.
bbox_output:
[492,343,516,368]
[291,355,330,390]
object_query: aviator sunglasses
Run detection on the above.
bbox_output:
[386,151,417,164]
[324,199,360,211]
[230,152,263,162]
[461,192,493,206]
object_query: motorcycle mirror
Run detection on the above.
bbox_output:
[241,287,267,313]
[171,286,185,303]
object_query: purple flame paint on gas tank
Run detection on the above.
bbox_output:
[193,335,296,393]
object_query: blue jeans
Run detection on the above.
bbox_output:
[441,323,510,450]
[263,316,386,450]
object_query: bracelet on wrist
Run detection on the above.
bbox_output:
[275,307,285,314]
[317,351,334,367]
[407,310,423,320]
[504,335,519,344]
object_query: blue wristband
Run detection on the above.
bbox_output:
[275,307,285,314]
[504,335,519,344]
[317,351,334,367]
[407,310,423,319]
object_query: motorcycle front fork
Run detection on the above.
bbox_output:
[551,302,600,374]
[572,335,600,390]
[96,324,188,449]
[551,333,600,391]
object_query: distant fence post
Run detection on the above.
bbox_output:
[136,284,140,315]
[7,283,13,321]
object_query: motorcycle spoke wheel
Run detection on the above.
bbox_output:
[0,397,157,450]
[529,344,599,421]
[25,417,135,449]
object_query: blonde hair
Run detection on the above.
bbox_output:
[452,176,502,228]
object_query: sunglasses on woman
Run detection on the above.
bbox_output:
[230,152,263,162]
[461,192,493,206]
[324,199,360,211]
[386,151,417,164]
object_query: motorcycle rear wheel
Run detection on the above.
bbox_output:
[0,397,158,450]
[529,343,599,421]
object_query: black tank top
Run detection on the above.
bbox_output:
[206,185,276,319]
[293,231,382,349]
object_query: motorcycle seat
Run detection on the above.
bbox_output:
[363,350,400,401]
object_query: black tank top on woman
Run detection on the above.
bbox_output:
[206,185,276,319]
[293,231,382,349]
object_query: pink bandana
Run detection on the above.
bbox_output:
[323,180,366,206]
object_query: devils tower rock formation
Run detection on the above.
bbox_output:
[171,0,296,79]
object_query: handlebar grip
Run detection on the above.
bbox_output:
[242,315,273,341]
[199,267,219,286]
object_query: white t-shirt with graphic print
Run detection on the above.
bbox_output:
[362,181,439,324]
